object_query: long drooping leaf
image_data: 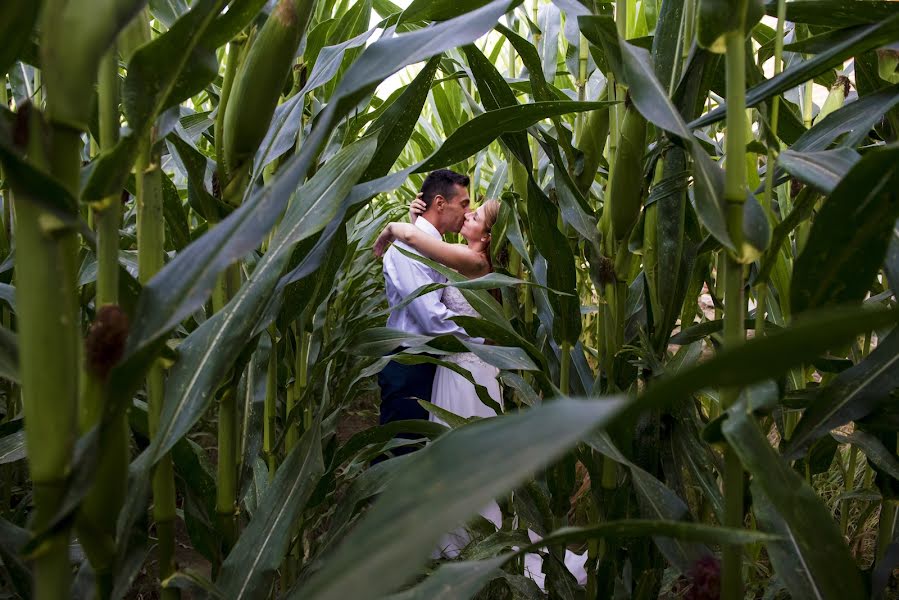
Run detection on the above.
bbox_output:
[791,145,899,314]
[832,430,899,482]
[414,101,611,173]
[777,148,860,195]
[461,44,530,164]
[520,520,777,550]
[361,56,441,180]
[792,83,899,153]
[293,398,628,600]
[399,0,513,25]
[723,409,866,600]
[689,14,899,130]
[765,0,898,27]
[41,0,148,128]
[0,517,31,599]
[627,306,899,422]
[145,137,375,467]
[587,432,711,573]
[385,515,777,600]
[0,429,25,465]
[382,556,510,600]
[201,0,269,49]
[785,328,899,457]
[0,2,40,79]
[215,418,324,599]
[0,324,18,385]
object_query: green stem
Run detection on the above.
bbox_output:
[298,327,311,431]
[803,79,814,129]
[575,33,589,140]
[876,500,898,562]
[841,446,859,536]
[760,0,786,216]
[17,118,81,600]
[76,58,128,588]
[722,25,749,585]
[264,327,278,480]
[137,139,179,600]
[682,0,695,65]
[94,50,120,306]
[721,256,746,600]
[212,263,241,551]
[560,341,571,395]
[216,385,239,550]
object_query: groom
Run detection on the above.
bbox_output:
[377,169,481,447]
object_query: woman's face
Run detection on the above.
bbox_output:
[460,205,489,243]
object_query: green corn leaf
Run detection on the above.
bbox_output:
[786,329,899,459]
[0,517,31,599]
[0,429,25,465]
[689,14,899,130]
[832,430,899,482]
[627,306,899,422]
[791,145,899,314]
[292,397,628,600]
[587,432,712,573]
[0,2,40,79]
[216,418,325,599]
[765,0,899,27]
[0,324,19,385]
[777,148,860,195]
[41,0,148,129]
[143,137,375,468]
[382,555,510,600]
[414,101,612,173]
[362,55,441,180]
[723,409,866,599]
[793,83,899,153]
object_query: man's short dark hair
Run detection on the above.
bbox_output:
[421,169,470,209]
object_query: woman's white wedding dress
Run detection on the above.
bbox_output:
[430,286,588,590]
[430,286,503,424]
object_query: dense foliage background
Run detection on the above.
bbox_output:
[0,0,898,598]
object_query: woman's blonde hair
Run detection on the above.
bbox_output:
[481,199,500,235]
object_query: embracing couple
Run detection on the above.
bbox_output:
[373,169,587,588]
[374,168,501,433]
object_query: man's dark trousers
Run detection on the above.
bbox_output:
[377,359,436,457]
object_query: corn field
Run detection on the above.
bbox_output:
[0,0,898,598]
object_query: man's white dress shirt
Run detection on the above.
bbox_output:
[383,217,480,343]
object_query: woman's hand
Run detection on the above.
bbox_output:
[373,224,396,258]
[409,192,426,224]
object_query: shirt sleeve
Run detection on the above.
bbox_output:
[385,247,484,344]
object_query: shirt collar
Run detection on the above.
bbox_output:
[416,216,442,239]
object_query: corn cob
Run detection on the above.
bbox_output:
[222,0,316,177]
[813,75,849,125]
[608,100,647,242]
[575,87,610,195]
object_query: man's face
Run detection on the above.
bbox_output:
[439,184,471,234]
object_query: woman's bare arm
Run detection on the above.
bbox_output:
[374,223,488,277]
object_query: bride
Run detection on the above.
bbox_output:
[374,194,588,590]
